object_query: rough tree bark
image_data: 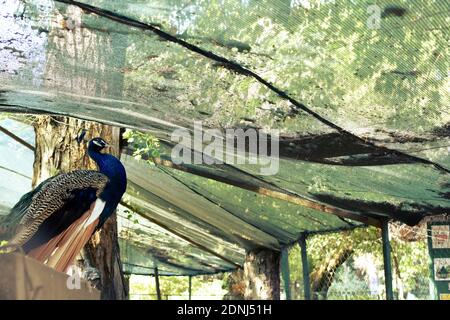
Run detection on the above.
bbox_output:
[243,249,280,300]
[310,247,353,300]
[32,115,128,300]
[31,1,128,299]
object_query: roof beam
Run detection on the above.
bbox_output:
[150,157,383,228]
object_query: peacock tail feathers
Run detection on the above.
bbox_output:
[2,137,126,271]
[9,177,53,225]
[2,170,109,247]
[0,178,53,241]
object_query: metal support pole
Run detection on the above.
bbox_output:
[382,220,394,300]
[154,267,162,300]
[188,275,192,300]
[280,248,291,300]
[299,233,311,300]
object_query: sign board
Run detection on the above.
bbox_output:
[440,294,450,300]
[427,222,450,300]
[433,258,450,281]
[431,225,450,249]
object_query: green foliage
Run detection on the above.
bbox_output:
[0,240,9,254]
[288,227,431,299]
[306,227,382,271]
[327,259,373,300]
[121,0,449,135]
[390,237,430,296]
[129,274,227,300]
[123,129,161,160]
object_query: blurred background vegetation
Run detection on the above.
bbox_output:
[129,226,431,300]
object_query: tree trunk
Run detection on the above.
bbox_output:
[32,115,128,300]
[32,1,128,299]
[310,248,353,300]
[243,249,280,300]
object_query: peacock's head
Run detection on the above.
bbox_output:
[88,137,110,153]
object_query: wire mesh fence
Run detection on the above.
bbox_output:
[283,220,450,300]
[127,218,449,300]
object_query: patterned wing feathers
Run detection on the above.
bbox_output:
[8,170,108,247]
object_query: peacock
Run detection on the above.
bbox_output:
[0,137,127,272]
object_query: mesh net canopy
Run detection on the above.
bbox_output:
[0,0,449,275]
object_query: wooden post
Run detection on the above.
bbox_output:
[299,233,311,300]
[188,275,192,300]
[382,220,394,300]
[154,267,161,300]
[243,249,280,300]
[280,248,291,300]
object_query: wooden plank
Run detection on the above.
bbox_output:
[0,252,100,300]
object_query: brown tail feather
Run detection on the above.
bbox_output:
[27,202,99,273]
[50,217,98,272]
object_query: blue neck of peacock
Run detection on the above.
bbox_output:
[88,149,127,197]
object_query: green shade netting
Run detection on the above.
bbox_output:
[1,0,448,146]
[118,205,241,276]
[0,0,449,275]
